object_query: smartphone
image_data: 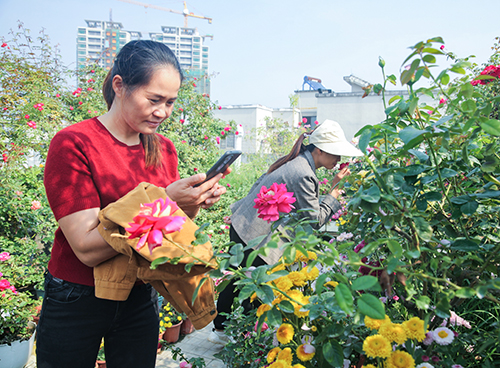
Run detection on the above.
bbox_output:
[193,150,242,187]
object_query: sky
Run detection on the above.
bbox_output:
[1,0,499,108]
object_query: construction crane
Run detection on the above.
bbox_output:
[116,0,212,28]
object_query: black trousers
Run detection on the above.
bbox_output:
[213,225,267,330]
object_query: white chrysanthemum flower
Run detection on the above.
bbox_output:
[416,363,435,368]
[433,326,455,345]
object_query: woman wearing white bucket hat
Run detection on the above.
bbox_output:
[208,119,363,345]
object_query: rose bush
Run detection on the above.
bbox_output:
[208,37,500,368]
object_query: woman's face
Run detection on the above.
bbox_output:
[320,151,341,170]
[119,66,181,136]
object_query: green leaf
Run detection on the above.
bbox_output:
[358,129,372,154]
[408,149,429,162]
[387,239,403,258]
[278,300,295,314]
[238,284,258,300]
[150,257,170,270]
[413,216,433,241]
[452,238,479,252]
[415,295,431,310]
[191,277,207,305]
[441,168,458,179]
[335,283,354,315]
[461,200,479,215]
[358,294,385,319]
[480,119,500,136]
[422,54,436,63]
[322,340,344,367]
[399,126,426,149]
[352,276,379,291]
[267,306,283,326]
[435,296,451,319]
[455,287,476,298]
[461,99,477,113]
[360,185,381,203]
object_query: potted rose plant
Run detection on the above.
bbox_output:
[0,252,37,368]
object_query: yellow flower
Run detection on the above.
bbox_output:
[296,250,317,262]
[268,361,288,368]
[301,266,319,281]
[359,170,369,179]
[250,292,257,303]
[160,321,165,327]
[164,317,171,322]
[277,347,293,365]
[165,322,172,328]
[379,322,407,345]
[168,312,173,316]
[402,317,427,342]
[362,334,392,358]
[288,271,306,287]
[386,350,415,368]
[293,295,310,318]
[274,277,294,293]
[257,304,272,318]
[177,316,182,321]
[311,326,317,332]
[296,344,315,362]
[293,365,307,368]
[364,315,391,330]
[159,312,163,317]
[276,323,294,344]
[325,281,338,288]
[267,347,281,363]
[271,264,286,273]
[362,365,377,368]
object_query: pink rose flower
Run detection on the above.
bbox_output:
[125,197,186,254]
[179,362,192,368]
[440,45,445,50]
[31,200,41,210]
[253,183,296,222]
[0,252,11,261]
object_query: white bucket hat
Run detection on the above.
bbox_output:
[309,119,363,157]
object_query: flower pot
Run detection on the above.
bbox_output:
[95,360,107,368]
[180,318,194,335]
[0,327,36,368]
[161,321,182,343]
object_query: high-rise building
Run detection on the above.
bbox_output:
[77,20,142,71]
[76,21,210,94]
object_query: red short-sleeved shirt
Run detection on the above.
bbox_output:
[44,117,180,286]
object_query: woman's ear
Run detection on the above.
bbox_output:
[112,75,124,98]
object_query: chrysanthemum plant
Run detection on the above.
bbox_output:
[212,38,500,368]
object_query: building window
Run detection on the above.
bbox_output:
[78,37,86,42]
[202,47,208,51]
[78,50,86,55]
[193,58,200,62]
[88,30,101,36]
[221,134,235,149]
[78,29,86,34]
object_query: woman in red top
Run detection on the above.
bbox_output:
[37,40,226,368]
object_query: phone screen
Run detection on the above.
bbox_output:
[193,150,242,187]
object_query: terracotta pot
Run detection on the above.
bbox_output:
[180,318,194,335]
[161,322,182,343]
[95,360,106,368]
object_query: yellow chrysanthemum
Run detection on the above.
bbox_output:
[293,295,310,318]
[177,316,182,321]
[165,322,172,328]
[386,350,415,368]
[159,312,163,317]
[296,250,317,262]
[364,315,391,330]
[402,317,427,342]
[268,361,288,368]
[379,322,407,345]
[267,347,281,363]
[276,323,294,344]
[271,264,286,273]
[160,321,165,327]
[277,347,293,365]
[164,317,171,322]
[362,334,392,358]
[288,271,307,287]
[301,266,319,281]
[257,304,272,318]
[293,364,307,368]
[274,277,294,293]
[325,281,339,288]
[296,344,315,362]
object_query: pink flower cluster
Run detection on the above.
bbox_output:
[27,121,37,129]
[471,65,500,86]
[126,197,186,254]
[253,183,296,223]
